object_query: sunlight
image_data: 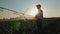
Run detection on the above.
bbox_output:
[25,7,38,18]
[31,7,38,16]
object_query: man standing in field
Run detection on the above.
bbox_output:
[35,4,43,34]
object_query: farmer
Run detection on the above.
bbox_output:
[35,4,43,34]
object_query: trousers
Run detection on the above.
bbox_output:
[36,19,42,34]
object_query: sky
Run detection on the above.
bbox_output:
[0,0,60,19]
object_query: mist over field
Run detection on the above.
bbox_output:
[0,0,60,34]
[0,6,60,34]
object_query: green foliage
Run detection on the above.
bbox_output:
[0,18,60,34]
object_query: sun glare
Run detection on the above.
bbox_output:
[31,7,38,16]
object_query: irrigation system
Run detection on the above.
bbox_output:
[0,7,29,19]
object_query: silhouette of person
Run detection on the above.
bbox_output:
[35,4,43,34]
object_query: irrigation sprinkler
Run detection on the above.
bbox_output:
[0,7,29,20]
